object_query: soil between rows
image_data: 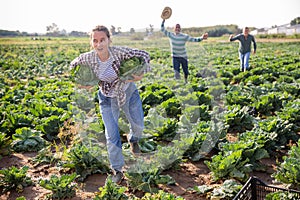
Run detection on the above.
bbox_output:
[0,149,286,200]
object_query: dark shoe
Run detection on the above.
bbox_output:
[130,142,141,155]
[111,171,123,184]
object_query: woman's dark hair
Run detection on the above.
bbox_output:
[91,25,110,39]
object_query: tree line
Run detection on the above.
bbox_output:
[0,24,240,38]
[1,17,299,37]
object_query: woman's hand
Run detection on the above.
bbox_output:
[126,74,144,82]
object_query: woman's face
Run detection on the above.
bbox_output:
[91,31,110,53]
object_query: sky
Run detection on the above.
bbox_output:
[1,0,300,34]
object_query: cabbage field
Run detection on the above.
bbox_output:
[0,36,300,200]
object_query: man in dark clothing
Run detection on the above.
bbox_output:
[229,27,257,72]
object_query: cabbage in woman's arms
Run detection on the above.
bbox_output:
[71,65,99,86]
[119,57,148,81]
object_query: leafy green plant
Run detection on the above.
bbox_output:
[139,138,157,153]
[144,108,178,141]
[36,115,62,140]
[0,166,32,193]
[259,117,299,150]
[182,105,210,123]
[2,110,34,134]
[7,112,34,128]
[29,146,58,167]
[189,184,213,195]
[153,144,184,170]
[209,179,242,200]
[183,128,207,160]
[253,92,283,116]
[225,85,254,106]
[71,89,96,112]
[195,91,212,107]
[180,117,227,162]
[64,142,110,181]
[141,90,163,106]
[0,132,11,156]
[205,128,270,181]
[177,92,199,106]
[275,82,300,96]
[153,88,175,102]
[272,139,300,190]
[276,100,300,128]
[12,127,47,152]
[93,177,128,200]
[156,119,178,141]
[125,167,175,193]
[16,196,26,200]
[244,74,264,85]
[29,100,66,118]
[119,57,149,81]
[265,191,300,200]
[205,149,252,182]
[53,97,71,110]
[39,173,78,199]
[224,105,255,132]
[71,64,99,86]
[141,190,184,200]
[159,98,182,118]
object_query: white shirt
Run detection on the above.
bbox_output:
[95,56,129,97]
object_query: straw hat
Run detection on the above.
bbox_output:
[161,6,172,20]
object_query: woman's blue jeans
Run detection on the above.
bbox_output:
[97,83,144,172]
[239,52,251,71]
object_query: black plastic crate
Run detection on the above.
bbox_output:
[233,176,300,200]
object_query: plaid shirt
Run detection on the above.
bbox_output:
[70,46,151,106]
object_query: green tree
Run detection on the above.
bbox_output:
[46,23,59,36]
[290,17,300,25]
[130,28,135,34]
[110,25,116,35]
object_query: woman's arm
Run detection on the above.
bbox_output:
[69,52,91,70]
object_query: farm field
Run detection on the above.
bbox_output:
[0,36,300,200]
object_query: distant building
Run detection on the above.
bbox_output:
[250,28,268,35]
[287,24,300,35]
[267,24,290,34]
[251,23,300,35]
